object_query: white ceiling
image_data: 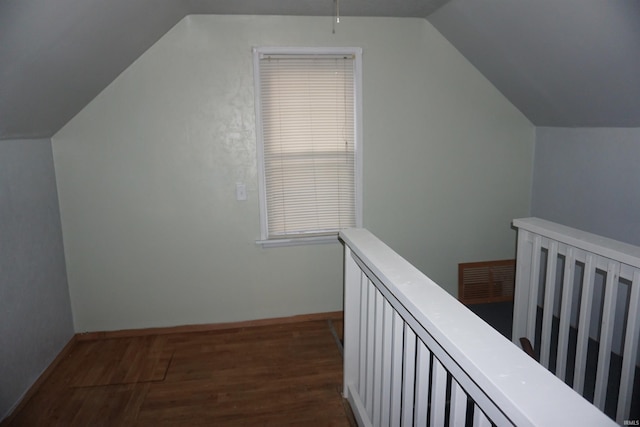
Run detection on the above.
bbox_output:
[1,0,639,140]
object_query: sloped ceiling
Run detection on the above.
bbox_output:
[1,0,639,140]
[428,0,640,128]
[0,0,189,140]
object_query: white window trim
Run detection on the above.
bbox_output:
[253,46,363,248]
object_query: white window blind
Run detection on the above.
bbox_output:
[254,48,361,244]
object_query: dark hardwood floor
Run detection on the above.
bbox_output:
[4,319,355,426]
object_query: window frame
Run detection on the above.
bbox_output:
[252,46,363,248]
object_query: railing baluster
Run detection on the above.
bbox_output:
[372,289,384,426]
[380,299,393,427]
[574,253,596,395]
[401,325,416,427]
[430,357,447,426]
[358,270,368,397]
[527,234,543,348]
[540,241,559,368]
[371,289,383,426]
[556,246,575,381]
[616,269,640,423]
[513,229,534,344]
[593,261,620,409]
[473,405,491,427]
[390,311,404,425]
[414,340,430,426]
[449,379,467,427]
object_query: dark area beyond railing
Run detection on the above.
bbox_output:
[470,301,640,421]
[513,217,640,424]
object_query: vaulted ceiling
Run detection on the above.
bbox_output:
[1,0,639,140]
[429,0,640,128]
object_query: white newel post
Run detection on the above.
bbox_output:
[343,246,359,398]
[342,245,372,427]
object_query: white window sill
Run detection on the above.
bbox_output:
[256,235,340,248]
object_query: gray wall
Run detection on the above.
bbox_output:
[0,138,74,420]
[532,127,640,245]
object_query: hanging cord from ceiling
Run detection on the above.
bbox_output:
[332,0,340,34]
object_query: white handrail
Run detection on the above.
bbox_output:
[513,217,640,269]
[340,228,614,427]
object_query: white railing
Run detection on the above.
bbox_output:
[513,217,640,424]
[340,228,614,427]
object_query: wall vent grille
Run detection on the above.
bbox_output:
[458,259,515,305]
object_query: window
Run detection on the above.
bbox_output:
[253,47,362,247]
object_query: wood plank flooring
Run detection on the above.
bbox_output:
[4,319,354,426]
